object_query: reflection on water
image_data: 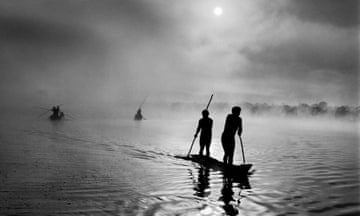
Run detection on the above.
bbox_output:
[0,116,359,215]
[193,167,211,198]
[220,172,251,216]
[221,175,239,216]
[190,163,253,215]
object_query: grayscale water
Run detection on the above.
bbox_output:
[0,113,359,215]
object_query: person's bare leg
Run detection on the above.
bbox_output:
[199,142,205,156]
[228,149,234,166]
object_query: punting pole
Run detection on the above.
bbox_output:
[239,137,246,164]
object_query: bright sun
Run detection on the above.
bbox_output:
[214,7,223,16]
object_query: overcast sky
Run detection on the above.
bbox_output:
[0,0,358,107]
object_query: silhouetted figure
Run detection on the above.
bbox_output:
[51,106,58,116]
[221,106,242,166]
[134,108,143,120]
[49,105,64,120]
[194,109,213,157]
[51,106,59,117]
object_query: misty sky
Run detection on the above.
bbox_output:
[0,0,358,107]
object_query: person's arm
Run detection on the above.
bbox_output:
[224,115,230,131]
[194,119,201,138]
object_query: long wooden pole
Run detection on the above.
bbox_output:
[239,137,246,164]
[187,137,196,157]
[138,97,148,109]
[186,94,213,157]
[205,94,213,110]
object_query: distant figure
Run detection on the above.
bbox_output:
[51,106,60,117]
[50,105,64,120]
[221,106,242,166]
[134,108,143,120]
[51,106,57,114]
[194,109,213,157]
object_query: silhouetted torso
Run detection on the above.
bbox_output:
[221,113,242,165]
[223,114,242,137]
[197,118,213,139]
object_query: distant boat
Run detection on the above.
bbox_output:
[134,97,148,121]
[176,154,253,178]
[134,108,143,120]
[49,112,65,121]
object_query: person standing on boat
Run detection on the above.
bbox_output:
[221,106,242,166]
[194,109,213,157]
[56,106,61,117]
[51,106,59,118]
[134,108,143,120]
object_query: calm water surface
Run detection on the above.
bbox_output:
[0,114,359,215]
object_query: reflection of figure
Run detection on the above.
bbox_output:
[193,167,210,197]
[220,176,238,216]
[188,164,252,215]
[221,106,242,165]
[51,106,58,116]
[219,171,251,215]
[194,110,213,156]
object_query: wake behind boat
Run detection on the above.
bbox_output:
[176,154,253,177]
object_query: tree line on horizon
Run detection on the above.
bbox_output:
[169,101,360,120]
[242,101,359,120]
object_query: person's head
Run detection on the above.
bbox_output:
[202,109,209,118]
[231,106,241,116]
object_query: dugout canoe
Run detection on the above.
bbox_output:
[176,154,253,177]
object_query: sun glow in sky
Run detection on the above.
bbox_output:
[214,7,223,16]
[0,0,357,106]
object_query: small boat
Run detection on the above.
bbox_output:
[134,97,148,121]
[134,108,143,120]
[176,154,253,177]
[49,112,64,121]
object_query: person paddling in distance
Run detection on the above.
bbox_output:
[221,106,243,166]
[194,109,213,157]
